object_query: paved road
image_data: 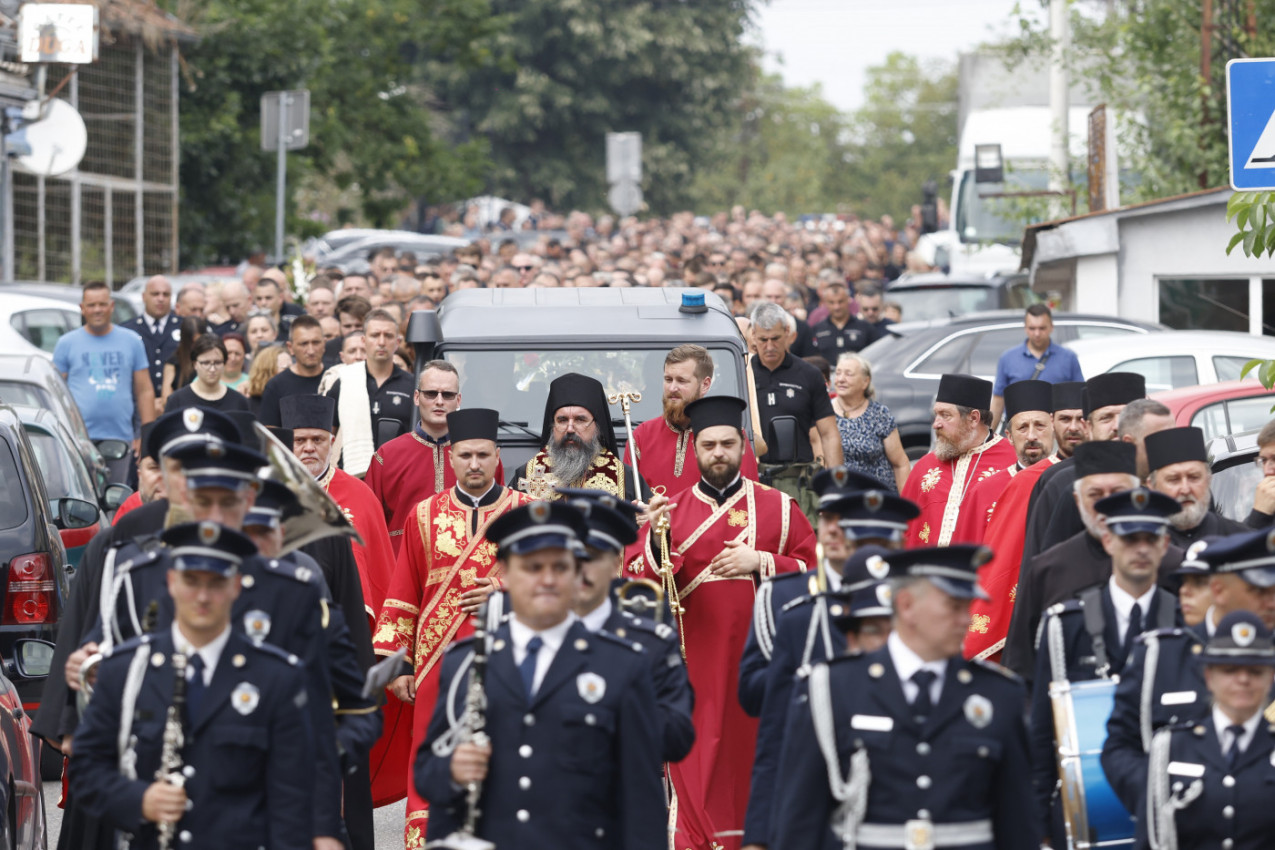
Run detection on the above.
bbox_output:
[42,780,405,848]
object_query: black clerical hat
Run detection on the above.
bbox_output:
[685,396,748,434]
[447,408,499,443]
[280,395,336,433]
[1082,372,1145,416]
[1003,379,1053,420]
[935,374,992,410]
[1051,381,1085,412]
[1072,440,1137,479]
[1144,426,1208,473]
[162,522,256,576]
[538,373,618,455]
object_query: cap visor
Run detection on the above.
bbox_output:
[1239,566,1275,589]
[184,473,254,491]
[1108,520,1169,537]
[838,522,905,542]
[928,575,991,602]
[505,532,579,557]
[1199,651,1275,667]
[171,556,238,575]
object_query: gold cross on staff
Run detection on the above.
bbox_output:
[607,389,642,414]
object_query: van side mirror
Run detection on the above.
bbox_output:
[103,483,133,510]
[95,439,129,461]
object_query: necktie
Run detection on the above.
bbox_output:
[519,636,543,700]
[911,670,937,724]
[1225,724,1245,770]
[1123,602,1143,658]
[185,653,206,721]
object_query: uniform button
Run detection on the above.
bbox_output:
[516,810,530,823]
[182,765,195,778]
[523,713,535,726]
[519,776,531,790]
[918,809,931,820]
[585,713,597,726]
[595,828,605,838]
[916,742,931,756]
[1222,775,1236,788]
[916,775,932,789]
[519,745,533,758]
[1222,839,1234,850]
[1223,805,1235,819]
[179,831,192,844]
[977,746,989,758]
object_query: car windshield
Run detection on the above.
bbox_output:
[0,440,28,530]
[0,381,47,408]
[1211,458,1262,522]
[886,286,1001,323]
[25,429,94,504]
[444,347,743,432]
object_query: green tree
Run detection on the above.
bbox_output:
[426,0,756,215]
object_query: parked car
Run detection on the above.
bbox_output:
[0,281,135,325]
[0,638,50,849]
[13,406,129,566]
[317,232,470,273]
[883,272,1041,323]
[859,311,1163,459]
[1152,380,1275,442]
[1064,331,1275,394]
[0,354,117,500]
[0,292,90,359]
[1208,429,1262,524]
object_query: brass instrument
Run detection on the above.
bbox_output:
[76,651,103,716]
[425,601,496,850]
[250,421,361,555]
[156,653,189,850]
[616,577,665,622]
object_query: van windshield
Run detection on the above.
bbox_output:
[954,168,1052,245]
[443,347,743,434]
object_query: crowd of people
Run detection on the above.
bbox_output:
[35,201,1275,850]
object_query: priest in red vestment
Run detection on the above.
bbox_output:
[963,380,1084,661]
[372,409,531,848]
[901,373,1017,548]
[952,379,1056,544]
[622,344,759,495]
[642,396,816,850]
[281,395,402,804]
[364,361,461,556]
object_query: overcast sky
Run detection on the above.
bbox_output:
[749,0,1029,113]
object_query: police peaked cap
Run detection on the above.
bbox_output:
[554,487,642,521]
[147,406,243,460]
[885,544,992,601]
[1093,487,1177,536]
[1003,379,1053,420]
[1082,372,1145,417]
[162,521,256,576]
[935,373,992,411]
[1198,528,1275,588]
[685,396,748,434]
[1051,381,1085,412]
[1072,440,1137,480]
[280,394,336,433]
[244,478,299,529]
[447,408,500,443]
[812,467,890,505]
[563,498,638,553]
[1144,426,1208,473]
[837,544,895,592]
[225,411,264,452]
[487,500,590,557]
[167,439,267,491]
[822,490,920,542]
[1200,610,1275,667]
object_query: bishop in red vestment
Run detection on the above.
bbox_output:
[372,409,531,847]
[902,374,1017,548]
[641,396,816,850]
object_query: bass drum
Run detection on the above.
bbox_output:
[1048,677,1135,849]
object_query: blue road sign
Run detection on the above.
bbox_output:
[1228,59,1275,191]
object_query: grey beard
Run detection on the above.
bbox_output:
[934,437,962,462]
[548,432,602,485]
[1169,499,1208,531]
[1080,503,1105,538]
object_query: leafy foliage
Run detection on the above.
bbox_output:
[1226,191,1275,259]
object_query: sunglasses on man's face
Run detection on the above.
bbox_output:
[417,389,458,401]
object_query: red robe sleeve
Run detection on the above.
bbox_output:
[771,491,816,575]
[372,505,427,661]
[363,448,392,524]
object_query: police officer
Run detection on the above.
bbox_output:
[739,467,913,716]
[417,501,666,849]
[559,486,695,764]
[743,543,897,850]
[1137,610,1275,850]
[1028,487,1181,844]
[773,544,1034,850]
[71,522,313,849]
[1103,528,1275,814]
[123,275,182,398]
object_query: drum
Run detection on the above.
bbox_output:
[1048,677,1135,849]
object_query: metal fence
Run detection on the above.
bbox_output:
[11,37,177,286]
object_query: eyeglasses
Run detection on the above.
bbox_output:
[1254,456,1275,471]
[516,265,536,272]
[195,359,225,369]
[417,389,458,400]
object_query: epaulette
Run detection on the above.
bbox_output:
[250,640,302,667]
[263,557,321,586]
[102,633,153,659]
[117,548,163,572]
[970,657,1023,683]
[618,613,676,643]
[1046,599,1083,618]
[826,652,870,669]
[595,630,645,653]
[781,594,817,613]
[768,571,807,588]
[1134,627,1196,646]
[443,635,477,655]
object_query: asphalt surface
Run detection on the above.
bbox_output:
[42,780,406,848]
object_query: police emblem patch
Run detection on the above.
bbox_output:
[1186,539,1209,560]
[244,610,271,643]
[964,694,993,728]
[183,407,204,432]
[1132,488,1149,509]
[875,584,892,607]
[866,555,890,580]
[198,522,220,545]
[786,388,795,398]
[1232,621,1257,647]
[832,468,848,488]
[865,491,883,511]
[207,441,225,459]
[232,682,260,715]
[529,501,551,523]
[577,672,606,704]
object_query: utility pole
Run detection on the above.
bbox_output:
[1048,0,1071,218]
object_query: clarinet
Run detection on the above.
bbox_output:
[155,653,188,850]
[426,601,495,850]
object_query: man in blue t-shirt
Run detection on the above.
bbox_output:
[53,281,155,479]
[990,303,1084,428]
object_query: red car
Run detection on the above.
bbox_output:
[1151,380,1275,442]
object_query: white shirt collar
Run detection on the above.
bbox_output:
[171,622,231,685]
[146,312,170,333]
[580,597,613,633]
[1212,703,1263,754]
[508,612,579,696]
[1107,576,1157,644]
[1205,605,1221,637]
[887,630,946,704]
[824,563,842,592]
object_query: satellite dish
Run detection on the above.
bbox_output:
[13,98,87,177]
